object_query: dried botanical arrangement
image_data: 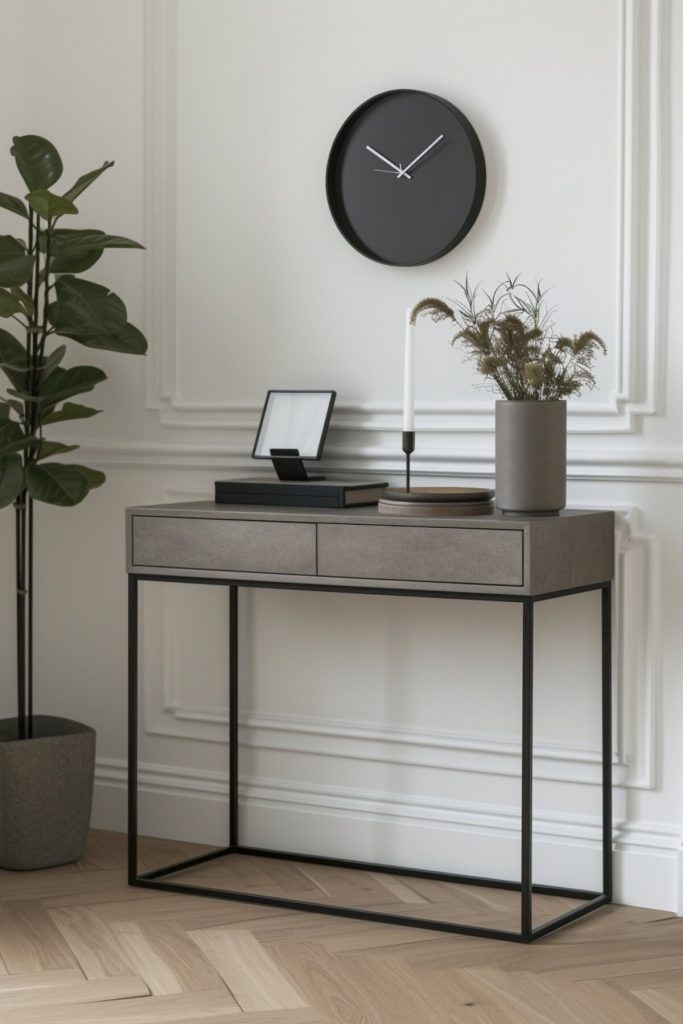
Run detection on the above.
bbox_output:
[411,275,605,401]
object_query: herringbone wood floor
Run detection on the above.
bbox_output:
[0,830,681,1023]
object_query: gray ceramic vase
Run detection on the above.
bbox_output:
[494,400,567,515]
[0,715,95,870]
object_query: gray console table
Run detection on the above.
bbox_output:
[126,501,614,943]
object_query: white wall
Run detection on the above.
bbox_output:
[2,0,683,912]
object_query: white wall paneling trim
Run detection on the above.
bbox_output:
[60,439,683,483]
[142,0,668,439]
[91,756,682,911]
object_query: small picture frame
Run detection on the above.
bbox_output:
[252,389,336,481]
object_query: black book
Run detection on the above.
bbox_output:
[214,478,388,508]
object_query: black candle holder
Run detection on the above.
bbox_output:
[379,429,495,515]
[402,430,415,492]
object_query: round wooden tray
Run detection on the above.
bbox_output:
[382,486,494,503]
[379,488,495,517]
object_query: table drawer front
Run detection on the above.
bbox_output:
[318,524,524,587]
[132,516,317,575]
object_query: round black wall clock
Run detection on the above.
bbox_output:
[326,89,486,267]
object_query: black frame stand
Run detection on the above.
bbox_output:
[128,577,612,944]
[269,448,324,482]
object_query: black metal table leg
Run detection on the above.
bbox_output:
[229,585,239,849]
[127,574,138,885]
[602,581,613,901]
[521,596,534,941]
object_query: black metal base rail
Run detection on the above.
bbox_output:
[128,574,613,944]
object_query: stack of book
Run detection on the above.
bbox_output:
[214,479,388,509]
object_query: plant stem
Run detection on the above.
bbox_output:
[14,212,42,740]
[15,497,26,739]
[27,496,33,738]
[14,494,34,740]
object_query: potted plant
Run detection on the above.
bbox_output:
[411,276,605,513]
[0,135,147,869]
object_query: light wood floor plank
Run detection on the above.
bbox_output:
[188,928,309,1012]
[0,900,78,974]
[632,984,683,1023]
[0,969,84,992]
[269,938,398,1023]
[48,906,134,978]
[0,976,149,1012]
[138,919,229,994]
[0,869,126,902]
[540,953,683,984]
[110,922,186,995]
[329,952,449,1023]
[2,990,241,1024]
[367,871,429,904]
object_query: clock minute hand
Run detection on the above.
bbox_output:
[396,134,445,179]
[365,145,412,180]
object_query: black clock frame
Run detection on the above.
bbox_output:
[326,89,486,267]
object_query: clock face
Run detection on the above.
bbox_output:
[326,90,486,267]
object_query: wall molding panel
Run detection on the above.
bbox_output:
[142,0,668,444]
[64,438,683,484]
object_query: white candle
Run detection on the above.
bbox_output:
[403,307,415,431]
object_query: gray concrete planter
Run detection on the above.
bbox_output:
[495,400,567,514]
[0,715,95,870]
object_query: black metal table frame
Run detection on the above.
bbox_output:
[128,574,612,944]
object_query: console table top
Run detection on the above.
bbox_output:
[127,500,610,530]
[127,502,614,597]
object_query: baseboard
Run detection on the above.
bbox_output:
[92,757,681,912]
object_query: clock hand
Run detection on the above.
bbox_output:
[365,145,412,180]
[396,134,444,179]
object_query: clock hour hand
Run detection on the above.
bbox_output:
[365,145,412,180]
[396,134,444,179]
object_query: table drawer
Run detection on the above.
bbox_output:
[132,516,317,576]
[317,524,524,587]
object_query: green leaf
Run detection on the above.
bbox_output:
[0,421,35,457]
[49,229,143,250]
[40,343,67,381]
[66,321,147,355]
[50,246,102,275]
[0,328,26,366]
[0,193,28,219]
[25,462,89,506]
[0,329,28,389]
[11,136,63,192]
[42,401,101,425]
[0,402,9,419]
[52,276,126,336]
[62,161,114,202]
[26,190,78,220]
[70,464,105,489]
[35,439,79,461]
[0,287,25,317]
[0,235,34,286]
[35,364,107,405]
[0,454,24,507]
[9,287,34,319]
[46,229,143,274]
